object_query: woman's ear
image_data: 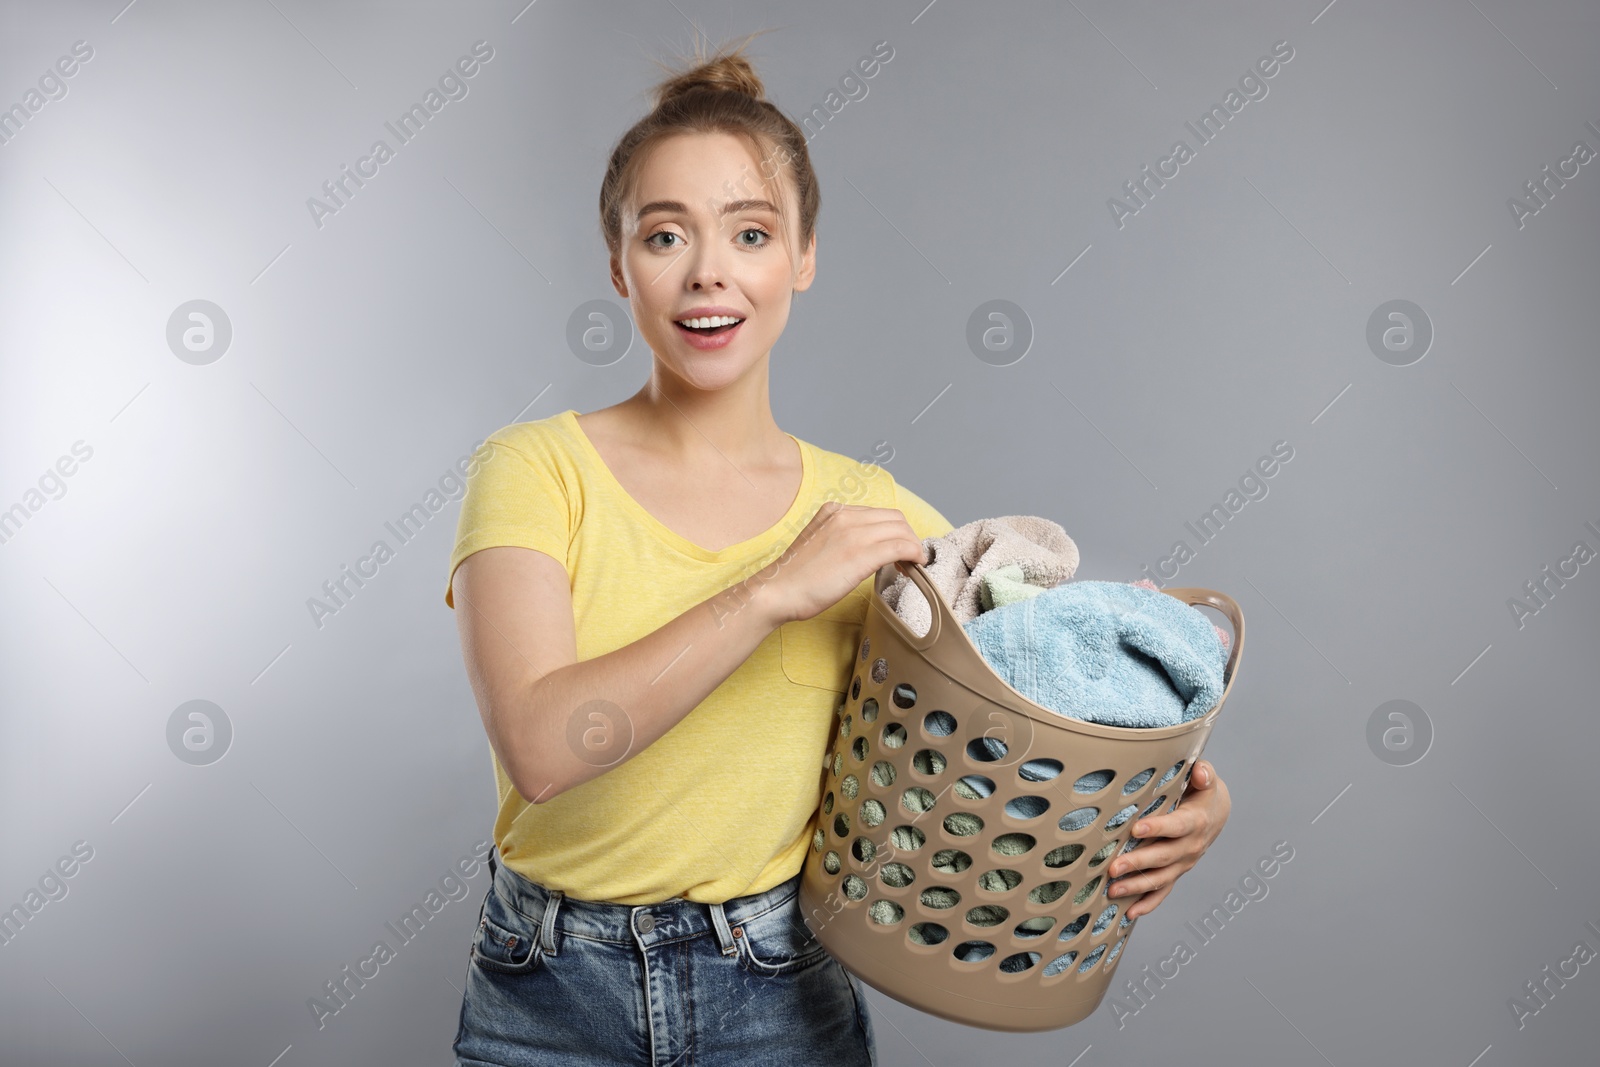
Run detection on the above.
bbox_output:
[793,230,818,293]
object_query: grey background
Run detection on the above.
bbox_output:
[2,0,1597,1063]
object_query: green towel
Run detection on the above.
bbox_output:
[979,562,1050,612]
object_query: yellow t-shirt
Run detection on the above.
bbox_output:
[443,410,955,905]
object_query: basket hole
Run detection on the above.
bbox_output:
[1059,913,1090,940]
[859,800,886,828]
[823,792,834,815]
[1078,944,1107,973]
[1106,938,1126,966]
[966,736,1008,762]
[1043,950,1079,976]
[1020,758,1063,782]
[1156,760,1186,788]
[901,787,937,814]
[978,868,1022,893]
[1015,916,1055,939]
[911,749,946,777]
[860,698,879,724]
[992,833,1036,857]
[841,774,860,800]
[851,737,868,762]
[955,775,995,800]
[812,829,825,852]
[924,710,957,737]
[931,849,971,876]
[880,862,916,888]
[851,675,861,700]
[832,753,843,776]
[1000,951,1041,973]
[1071,876,1102,905]
[909,921,948,945]
[881,724,908,749]
[1122,767,1156,794]
[1059,806,1101,832]
[869,900,904,925]
[871,761,897,788]
[852,837,876,864]
[1092,904,1119,935]
[892,683,917,709]
[1073,769,1114,793]
[890,825,926,851]
[943,813,984,837]
[824,850,841,874]
[953,940,994,963]
[842,874,867,900]
[1043,844,1084,868]
[859,637,869,662]
[839,714,852,739]
[833,813,850,837]
[1089,840,1121,867]
[1105,804,1140,831]
[1028,880,1070,905]
[966,904,1009,927]
[1140,794,1167,820]
[870,657,889,684]
[1004,795,1049,820]
[920,887,960,909]
[1120,913,1133,931]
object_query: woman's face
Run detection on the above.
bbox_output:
[611,131,815,391]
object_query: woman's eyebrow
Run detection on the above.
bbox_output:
[635,198,780,220]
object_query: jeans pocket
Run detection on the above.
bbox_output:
[470,890,545,976]
[735,893,832,977]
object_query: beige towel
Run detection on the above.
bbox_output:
[882,516,1079,635]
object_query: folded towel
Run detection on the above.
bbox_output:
[961,580,1227,727]
[884,516,1079,635]
[980,562,1050,612]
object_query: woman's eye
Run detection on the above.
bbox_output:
[646,231,681,249]
[738,228,771,247]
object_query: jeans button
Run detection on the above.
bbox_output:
[637,913,655,933]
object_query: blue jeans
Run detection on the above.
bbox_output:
[454,848,877,1066]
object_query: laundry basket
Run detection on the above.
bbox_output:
[798,559,1245,1032]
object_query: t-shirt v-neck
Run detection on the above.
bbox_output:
[559,408,815,564]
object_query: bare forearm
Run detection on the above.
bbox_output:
[503,581,783,802]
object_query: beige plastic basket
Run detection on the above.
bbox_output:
[798,559,1245,1032]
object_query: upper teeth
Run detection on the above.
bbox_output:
[678,315,742,328]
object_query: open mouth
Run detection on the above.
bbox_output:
[675,315,745,336]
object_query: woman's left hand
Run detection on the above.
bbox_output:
[1104,758,1230,920]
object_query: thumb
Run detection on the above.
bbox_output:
[1192,760,1212,787]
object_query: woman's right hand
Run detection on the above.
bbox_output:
[757,501,928,626]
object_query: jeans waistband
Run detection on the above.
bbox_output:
[487,847,803,958]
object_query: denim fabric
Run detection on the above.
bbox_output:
[454,849,876,1066]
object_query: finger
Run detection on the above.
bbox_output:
[1186,759,1215,792]
[1110,840,1175,880]
[1107,860,1178,900]
[1124,881,1175,920]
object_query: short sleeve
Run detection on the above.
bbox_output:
[444,431,572,608]
[892,479,956,541]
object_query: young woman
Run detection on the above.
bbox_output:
[446,35,1231,1066]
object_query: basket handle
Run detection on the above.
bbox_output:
[878,559,945,652]
[1157,586,1246,686]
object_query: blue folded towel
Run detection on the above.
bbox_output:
[961,580,1226,728]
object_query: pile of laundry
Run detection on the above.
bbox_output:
[880,516,1229,729]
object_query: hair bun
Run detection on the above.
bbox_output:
[652,51,766,109]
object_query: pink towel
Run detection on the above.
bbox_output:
[882,516,1080,636]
